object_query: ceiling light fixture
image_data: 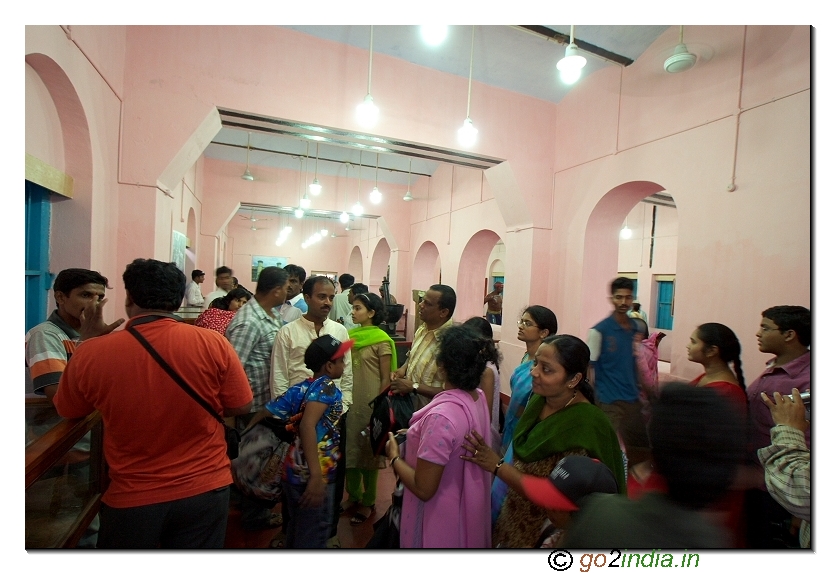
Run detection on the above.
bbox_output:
[420,25,448,47]
[664,26,697,73]
[352,154,364,216]
[457,25,478,148]
[309,142,322,195]
[294,208,305,219]
[320,228,329,237]
[356,25,379,128]
[403,159,413,201]
[557,25,587,85]
[241,132,255,181]
[620,222,633,240]
[369,153,382,204]
[339,211,350,224]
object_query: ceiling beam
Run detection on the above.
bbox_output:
[514,25,635,67]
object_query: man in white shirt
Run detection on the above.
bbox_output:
[201,266,234,311]
[328,273,356,330]
[184,269,205,307]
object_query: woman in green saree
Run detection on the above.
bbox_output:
[342,292,397,524]
[462,334,626,548]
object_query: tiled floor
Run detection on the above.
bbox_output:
[224,467,397,549]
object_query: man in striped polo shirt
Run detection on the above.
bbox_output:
[26,268,125,400]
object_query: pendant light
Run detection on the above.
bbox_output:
[420,25,448,47]
[620,221,633,240]
[352,154,364,216]
[557,25,587,85]
[299,144,312,209]
[457,25,478,148]
[309,142,322,195]
[356,26,379,128]
[403,159,413,201]
[369,153,382,204]
[241,132,255,181]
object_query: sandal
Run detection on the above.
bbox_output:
[350,504,375,525]
[339,499,358,514]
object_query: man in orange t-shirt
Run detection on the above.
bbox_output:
[54,259,253,549]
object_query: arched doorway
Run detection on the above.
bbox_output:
[369,238,391,294]
[412,241,441,293]
[347,246,363,282]
[456,230,503,321]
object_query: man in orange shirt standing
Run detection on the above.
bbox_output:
[54,259,253,549]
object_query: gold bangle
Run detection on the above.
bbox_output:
[390,456,400,468]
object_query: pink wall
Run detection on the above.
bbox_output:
[25,25,810,394]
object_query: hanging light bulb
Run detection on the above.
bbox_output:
[403,159,414,201]
[241,132,255,181]
[352,201,364,216]
[369,153,382,204]
[356,26,379,128]
[320,228,328,237]
[294,208,305,219]
[620,222,633,240]
[557,26,587,85]
[457,26,478,147]
[420,25,448,46]
[309,143,322,195]
[339,211,350,224]
[300,193,312,209]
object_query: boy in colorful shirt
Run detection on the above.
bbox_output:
[263,335,351,548]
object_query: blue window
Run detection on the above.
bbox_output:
[25,181,52,333]
[655,280,674,330]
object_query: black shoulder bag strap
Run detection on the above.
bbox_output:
[126,315,239,457]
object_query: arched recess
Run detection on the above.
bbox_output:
[580,181,668,331]
[347,246,364,282]
[412,241,441,293]
[456,230,503,321]
[369,238,391,293]
[25,53,93,271]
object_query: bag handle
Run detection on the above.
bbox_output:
[126,315,227,427]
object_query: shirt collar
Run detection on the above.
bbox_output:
[48,310,81,339]
[763,351,811,377]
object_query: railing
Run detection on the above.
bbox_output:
[25,397,105,548]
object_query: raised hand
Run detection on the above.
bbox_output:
[79,298,125,341]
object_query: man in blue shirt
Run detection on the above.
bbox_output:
[587,277,648,466]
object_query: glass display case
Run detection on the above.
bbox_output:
[25,397,105,548]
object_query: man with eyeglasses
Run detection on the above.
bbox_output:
[587,277,649,467]
[744,305,810,548]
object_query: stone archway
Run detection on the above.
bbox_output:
[347,246,363,282]
[412,241,441,293]
[369,238,391,294]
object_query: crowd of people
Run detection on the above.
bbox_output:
[25,263,811,550]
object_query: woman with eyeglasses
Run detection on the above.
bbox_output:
[488,306,559,525]
[341,292,396,524]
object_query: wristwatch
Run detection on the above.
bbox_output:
[412,381,420,394]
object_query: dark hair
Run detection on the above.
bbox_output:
[284,264,307,283]
[632,302,641,311]
[351,283,369,297]
[610,277,634,295]
[462,316,501,373]
[302,275,334,296]
[428,284,456,318]
[649,383,745,510]
[436,325,489,392]
[53,268,110,296]
[232,276,240,287]
[633,318,649,340]
[540,334,595,404]
[338,273,355,290]
[762,305,811,347]
[210,287,251,310]
[215,266,233,277]
[352,292,387,326]
[256,266,288,295]
[123,259,185,312]
[191,269,204,280]
[522,305,558,337]
[696,323,745,390]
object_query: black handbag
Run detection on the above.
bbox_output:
[366,385,415,456]
[126,315,240,459]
